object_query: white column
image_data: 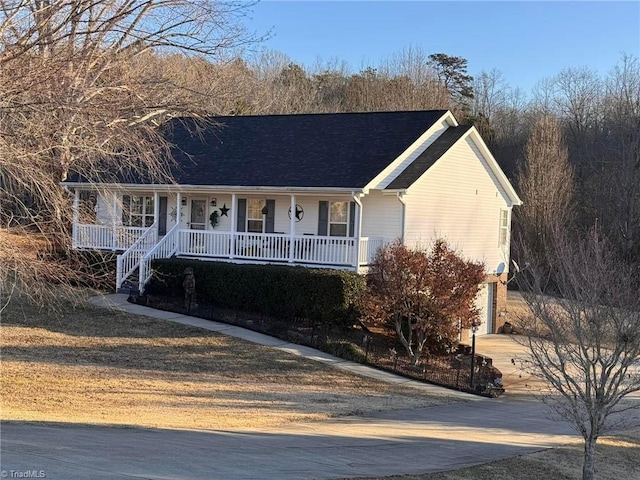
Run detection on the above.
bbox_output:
[353,194,363,269]
[230,193,236,259]
[112,192,118,251]
[72,189,80,249]
[176,192,182,226]
[153,192,159,238]
[176,192,183,255]
[289,194,296,263]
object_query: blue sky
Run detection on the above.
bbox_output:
[243,1,640,94]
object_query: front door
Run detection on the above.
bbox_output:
[190,199,207,230]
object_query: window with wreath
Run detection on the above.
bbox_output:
[122,195,154,227]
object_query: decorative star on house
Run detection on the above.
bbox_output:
[288,204,304,221]
[219,203,230,217]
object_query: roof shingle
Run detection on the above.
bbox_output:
[98,110,449,189]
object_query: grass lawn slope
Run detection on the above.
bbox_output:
[1,298,457,430]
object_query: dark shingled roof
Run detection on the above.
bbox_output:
[73,110,449,189]
[385,125,472,190]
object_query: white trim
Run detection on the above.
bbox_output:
[328,201,349,237]
[464,127,522,206]
[353,193,363,268]
[396,192,407,243]
[61,183,363,195]
[72,190,80,248]
[230,193,237,259]
[363,111,455,192]
[499,208,510,248]
[153,192,160,234]
[289,195,296,263]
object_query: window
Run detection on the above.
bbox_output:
[499,209,509,247]
[247,199,264,233]
[122,195,154,227]
[329,201,348,237]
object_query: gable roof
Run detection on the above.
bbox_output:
[166,111,450,189]
[68,110,448,189]
[385,125,472,190]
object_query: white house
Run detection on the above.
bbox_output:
[62,110,522,334]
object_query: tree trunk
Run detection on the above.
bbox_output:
[582,435,597,480]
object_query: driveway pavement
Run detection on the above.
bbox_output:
[1,398,586,480]
[2,294,638,479]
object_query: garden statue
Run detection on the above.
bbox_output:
[183,267,196,311]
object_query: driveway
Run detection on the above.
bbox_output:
[1,398,588,480]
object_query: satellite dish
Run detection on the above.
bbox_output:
[495,262,506,275]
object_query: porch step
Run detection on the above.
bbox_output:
[117,267,140,295]
[117,286,140,295]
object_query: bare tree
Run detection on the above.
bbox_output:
[516,228,640,480]
[514,114,575,279]
[597,54,640,260]
[0,0,260,303]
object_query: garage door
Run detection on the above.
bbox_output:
[474,283,494,335]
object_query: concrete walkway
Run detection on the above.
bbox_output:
[87,294,476,398]
[87,294,537,398]
[2,294,636,479]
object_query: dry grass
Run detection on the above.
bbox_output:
[349,427,640,480]
[0,298,458,430]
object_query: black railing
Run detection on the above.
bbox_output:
[133,293,504,397]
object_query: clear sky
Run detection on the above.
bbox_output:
[243,1,640,94]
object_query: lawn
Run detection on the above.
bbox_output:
[3,295,639,479]
[1,297,458,430]
[350,426,640,480]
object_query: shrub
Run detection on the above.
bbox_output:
[146,259,366,330]
[321,340,366,363]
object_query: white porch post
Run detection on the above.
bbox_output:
[289,194,296,263]
[176,192,182,254]
[353,193,363,269]
[176,192,182,224]
[230,193,236,259]
[72,189,79,249]
[112,193,118,251]
[153,191,159,236]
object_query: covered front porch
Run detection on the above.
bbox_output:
[70,188,389,291]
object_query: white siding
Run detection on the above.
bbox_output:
[402,136,512,274]
[236,195,348,235]
[368,119,450,190]
[360,191,402,241]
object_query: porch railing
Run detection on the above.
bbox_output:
[173,230,383,267]
[358,237,386,266]
[139,223,180,292]
[75,224,147,251]
[115,223,158,289]
[78,225,387,290]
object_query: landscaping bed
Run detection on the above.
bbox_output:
[134,292,504,397]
